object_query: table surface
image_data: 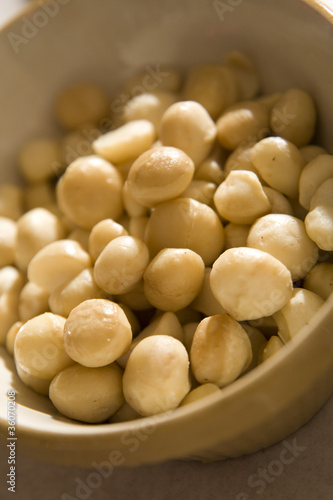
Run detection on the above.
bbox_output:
[1,1,333,499]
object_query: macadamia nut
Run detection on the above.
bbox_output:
[0,217,17,267]
[0,184,24,220]
[180,383,220,406]
[19,281,50,322]
[18,138,60,183]
[299,154,333,210]
[210,247,293,321]
[304,262,333,300]
[49,363,124,423]
[123,91,176,128]
[88,218,128,262]
[123,335,190,416]
[63,299,132,367]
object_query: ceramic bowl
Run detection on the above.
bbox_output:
[0,0,333,467]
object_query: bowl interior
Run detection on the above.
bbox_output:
[1,0,333,466]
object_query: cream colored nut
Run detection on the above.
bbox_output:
[67,228,90,252]
[299,154,333,210]
[270,88,316,147]
[224,223,250,250]
[18,138,60,183]
[127,146,195,207]
[128,216,149,240]
[305,206,333,251]
[180,383,220,407]
[182,64,238,119]
[88,218,128,262]
[16,363,51,396]
[0,184,24,220]
[0,266,25,295]
[191,267,226,317]
[241,324,267,372]
[123,66,182,94]
[110,401,141,423]
[210,247,293,321]
[213,170,271,224]
[194,157,225,185]
[115,279,152,311]
[0,217,17,267]
[257,93,283,112]
[24,181,56,211]
[123,91,176,128]
[122,181,149,218]
[273,288,324,343]
[14,312,73,380]
[117,311,183,368]
[304,262,333,300]
[223,144,263,181]
[15,208,65,271]
[190,314,252,387]
[216,101,269,150]
[63,299,132,367]
[262,186,293,215]
[300,145,327,164]
[117,303,140,337]
[180,180,216,207]
[182,322,199,352]
[92,120,156,164]
[248,316,278,337]
[143,248,205,312]
[5,321,23,356]
[247,214,319,280]
[94,235,149,295]
[159,101,217,166]
[49,363,124,423]
[0,292,19,344]
[19,281,50,322]
[59,126,98,166]
[261,336,284,362]
[28,239,92,293]
[309,177,333,210]
[54,83,110,130]
[225,51,260,100]
[49,268,107,318]
[56,155,123,230]
[250,137,305,198]
[145,197,225,266]
[123,335,190,416]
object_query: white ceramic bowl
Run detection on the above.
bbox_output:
[0,0,333,467]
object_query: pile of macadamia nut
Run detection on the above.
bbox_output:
[1,52,333,424]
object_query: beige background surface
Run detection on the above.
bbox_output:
[1,1,333,499]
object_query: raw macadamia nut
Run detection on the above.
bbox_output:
[56,155,123,229]
[190,314,252,387]
[15,208,65,271]
[145,197,224,265]
[191,267,226,317]
[213,170,271,224]
[123,66,182,95]
[127,146,195,207]
[123,335,190,416]
[19,281,50,322]
[247,214,319,280]
[63,299,132,367]
[88,218,128,262]
[224,144,262,180]
[298,154,333,210]
[128,216,149,240]
[0,217,17,267]
[180,383,220,406]
[54,83,110,130]
[49,268,107,317]
[250,137,305,198]
[115,279,152,311]
[159,101,217,166]
[270,88,316,147]
[18,138,60,183]
[49,363,124,423]
[16,363,51,396]
[273,288,324,343]
[14,312,73,380]
[224,223,250,250]
[180,180,216,207]
[305,206,333,250]
[0,266,25,295]
[300,145,327,164]
[262,186,293,215]
[92,120,156,164]
[5,321,23,356]
[182,64,238,119]
[28,239,91,293]
[261,336,284,362]
[210,247,293,321]
[241,324,267,372]
[143,248,205,311]
[0,292,20,344]
[216,101,269,150]
[123,91,176,128]
[309,177,333,210]
[67,228,90,252]
[304,262,333,300]
[94,235,149,295]
[0,184,24,220]
[225,51,260,100]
